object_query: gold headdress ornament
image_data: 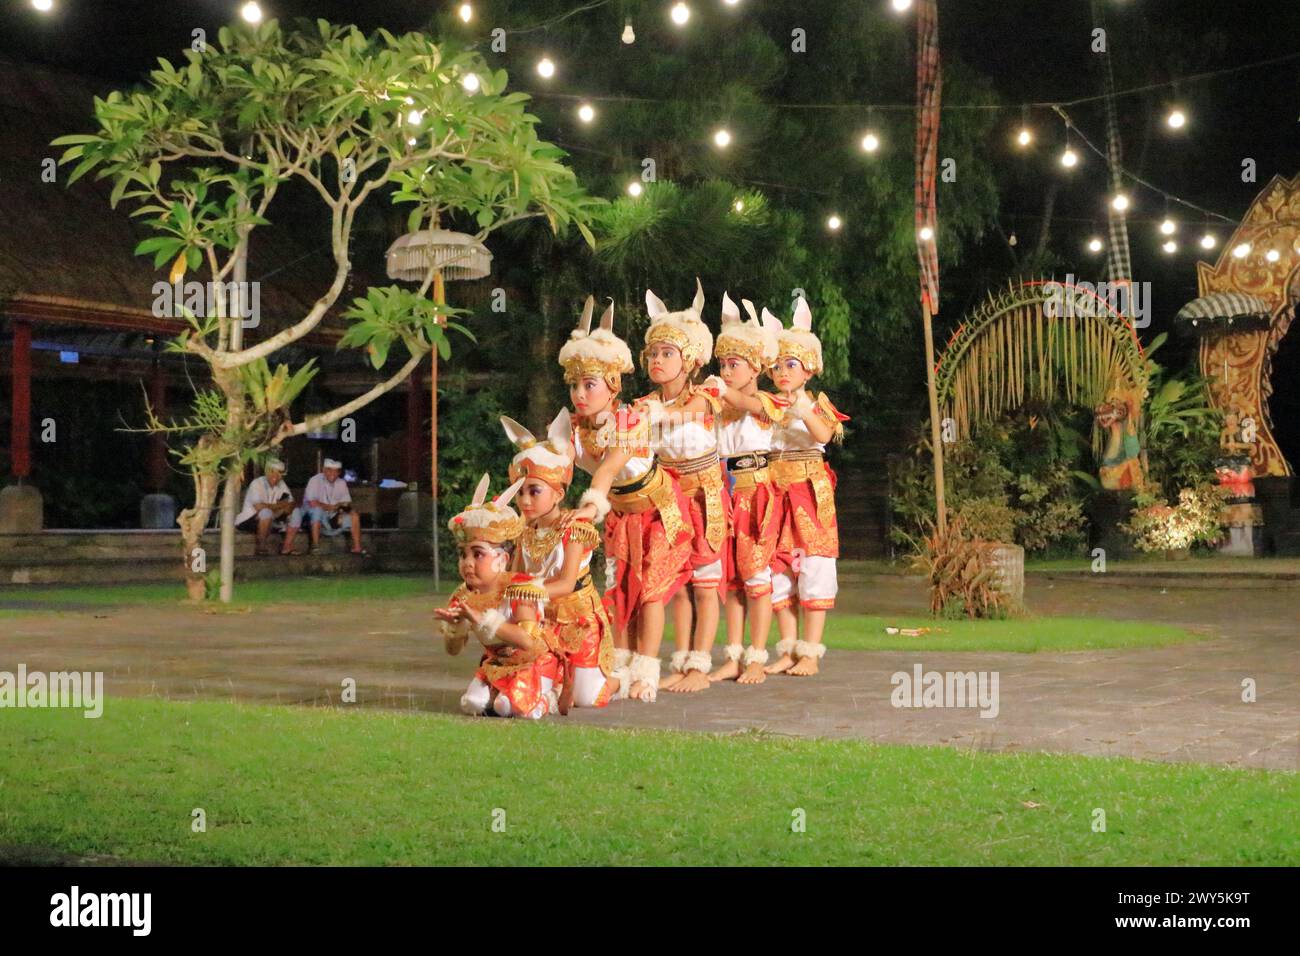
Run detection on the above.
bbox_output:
[501,408,574,494]
[643,276,714,370]
[558,295,633,391]
[776,295,823,376]
[715,292,781,371]
[449,473,526,545]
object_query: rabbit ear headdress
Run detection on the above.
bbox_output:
[775,296,823,375]
[642,276,714,370]
[715,292,780,370]
[449,474,526,545]
[500,408,574,494]
[557,296,633,390]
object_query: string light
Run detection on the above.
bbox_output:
[627,181,644,197]
[622,18,635,43]
[1200,233,1217,250]
[457,3,473,23]
[713,128,732,148]
[1087,237,1103,253]
[1162,239,1177,254]
[1166,108,1187,129]
[724,0,742,6]
[671,3,690,26]
[919,225,934,241]
[1060,146,1079,168]
[461,72,480,93]
[31,0,54,12]
[577,103,596,123]
[827,214,843,231]
[891,0,914,11]
[1159,218,1176,235]
[536,57,556,79]
[1016,127,1032,147]
[733,199,745,212]
[1232,242,1252,259]
[1111,193,1129,212]
[861,131,880,153]
[240,1,263,23]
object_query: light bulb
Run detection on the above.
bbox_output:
[671,3,690,26]
[240,1,263,24]
[827,215,843,231]
[733,199,745,212]
[1060,147,1079,168]
[1166,109,1186,129]
[1266,248,1280,263]
[577,103,595,123]
[1200,233,1216,250]
[1016,127,1032,147]
[724,0,741,5]
[536,57,556,79]
[1232,243,1251,259]
[458,3,473,23]
[713,128,732,148]
[919,225,934,241]
[1088,237,1103,253]
[627,181,644,197]
[31,0,54,12]
[461,73,480,93]
[1111,193,1129,212]
[1159,218,1176,235]
[861,132,880,153]
[622,19,635,43]
[1162,240,1177,254]
[892,0,914,11]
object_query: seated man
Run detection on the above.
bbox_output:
[304,458,366,555]
[234,458,303,556]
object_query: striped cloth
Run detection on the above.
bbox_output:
[1175,292,1273,323]
[914,0,941,313]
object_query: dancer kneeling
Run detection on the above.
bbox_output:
[563,296,694,703]
[437,474,559,719]
[502,408,623,710]
[765,297,850,678]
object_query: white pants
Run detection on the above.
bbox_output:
[771,555,838,610]
[571,666,609,708]
[460,676,554,720]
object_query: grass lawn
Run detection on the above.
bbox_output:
[820,614,1203,653]
[0,574,442,609]
[1,697,1293,866]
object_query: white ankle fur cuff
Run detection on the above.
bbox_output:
[629,653,662,692]
[722,644,744,662]
[793,640,826,660]
[578,488,611,524]
[669,650,690,673]
[684,650,712,673]
[612,648,633,669]
[473,608,506,643]
[611,666,632,700]
[774,637,796,657]
[743,646,770,666]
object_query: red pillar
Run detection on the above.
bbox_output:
[147,361,167,492]
[11,320,31,479]
[404,367,422,484]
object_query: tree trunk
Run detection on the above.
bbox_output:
[527,293,560,432]
[178,439,220,602]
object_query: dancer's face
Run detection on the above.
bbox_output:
[718,356,755,390]
[458,542,507,589]
[517,479,559,520]
[772,357,811,393]
[646,343,684,384]
[570,376,612,417]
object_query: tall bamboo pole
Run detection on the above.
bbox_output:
[431,270,444,591]
[923,296,947,536]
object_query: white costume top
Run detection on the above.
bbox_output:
[518,524,595,580]
[235,476,294,524]
[771,393,845,455]
[657,408,718,462]
[572,404,655,484]
[717,409,776,458]
[304,473,351,507]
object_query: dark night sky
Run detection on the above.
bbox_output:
[3,0,1299,457]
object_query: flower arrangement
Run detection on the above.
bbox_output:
[1122,483,1228,553]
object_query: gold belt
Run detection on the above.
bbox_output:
[730,467,771,490]
[662,454,725,552]
[609,463,688,543]
[769,455,835,527]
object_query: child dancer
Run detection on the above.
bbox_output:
[641,279,729,694]
[562,296,694,702]
[437,474,559,719]
[764,297,850,678]
[500,408,622,710]
[709,293,786,685]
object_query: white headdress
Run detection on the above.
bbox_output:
[776,296,823,375]
[500,409,574,494]
[715,292,781,370]
[448,473,526,546]
[643,276,714,369]
[557,296,634,389]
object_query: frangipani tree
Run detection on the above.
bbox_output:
[54,18,599,600]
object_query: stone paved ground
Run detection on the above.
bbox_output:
[2,574,1296,770]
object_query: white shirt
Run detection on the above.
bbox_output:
[304,473,351,507]
[236,476,294,524]
[772,396,827,455]
[717,410,775,459]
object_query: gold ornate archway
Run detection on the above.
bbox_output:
[1189,173,1300,477]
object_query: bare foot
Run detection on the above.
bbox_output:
[709,658,741,682]
[629,680,656,702]
[667,670,710,693]
[788,656,820,676]
[659,671,687,691]
[764,654,795,675]
[737,662,768,685]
